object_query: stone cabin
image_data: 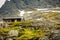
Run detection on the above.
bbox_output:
[1,17,23,28]
[3,17,22,22]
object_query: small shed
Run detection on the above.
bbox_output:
[3,17,22,23]
[2,17,23,28]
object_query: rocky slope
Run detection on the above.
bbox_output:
[0,0,60,20]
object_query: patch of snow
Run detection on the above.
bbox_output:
[8,0,10,1]
[18,10,25,16]
[0,0,6,8]
[37,8,48,11]
[51,11,60,12]
[18,10,33,16]
[36,8,60,12]
[41,10,51,12]
[26,11,33,13]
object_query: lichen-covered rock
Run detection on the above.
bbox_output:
[49,30,60,40]
[6,38,13,40]
[8,30,18,37]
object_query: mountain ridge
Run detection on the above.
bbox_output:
[0,0,60,20]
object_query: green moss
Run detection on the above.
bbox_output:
[18,28,46,40]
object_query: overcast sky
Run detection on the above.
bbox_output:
[0,0,6,8]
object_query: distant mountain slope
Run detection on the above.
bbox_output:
[0,0,60,20]
[12,0,60,9]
